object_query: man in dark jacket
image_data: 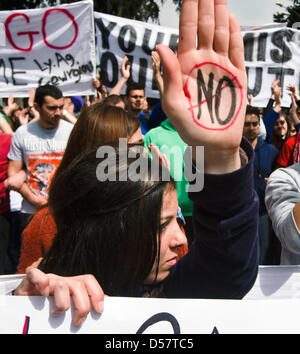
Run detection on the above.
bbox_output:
[243,105,280,264]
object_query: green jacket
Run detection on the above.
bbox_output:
[144,119,193,216]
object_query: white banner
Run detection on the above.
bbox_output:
[2,266,300,334]
[2,296,300,334]
[0,0,96,97]
[1,2,299,105]
[94,12,300,107]
[243,26,300,107]
[94,12,179,99]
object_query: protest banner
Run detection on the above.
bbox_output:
[94,12,178,99]
[94,13,300,107]
[1,266,300,334]
[1,1,298,105]
[243,24,300,107]
[3,295,300,334]
[0,0,96,97]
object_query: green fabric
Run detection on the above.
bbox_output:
[0,112,8,122]
[144,119,193,216]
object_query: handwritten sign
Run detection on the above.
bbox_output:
[2,267,300,334]
[0,0,96,97]
[1,295,300,334]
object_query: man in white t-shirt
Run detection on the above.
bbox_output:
[7,85,73,230]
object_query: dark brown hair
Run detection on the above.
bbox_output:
[57,102,140,173]
[40,147,175,296]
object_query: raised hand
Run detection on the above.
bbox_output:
[120,55,131,80]
[157,0,247,173]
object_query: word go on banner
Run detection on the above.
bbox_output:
[0,0,96,97]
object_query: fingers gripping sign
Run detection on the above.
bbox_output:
[156,0,247,167]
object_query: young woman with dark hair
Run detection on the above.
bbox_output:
[14,0,260,328]
[17,103,142,273]
[39,147,181,297]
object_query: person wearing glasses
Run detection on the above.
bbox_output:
[243,105,280,265]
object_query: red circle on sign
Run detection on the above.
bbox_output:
[42,8,79,50]
[184,62,244,131]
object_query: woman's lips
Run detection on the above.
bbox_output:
[166,257,177,266]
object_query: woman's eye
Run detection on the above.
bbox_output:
[159,221,169,232]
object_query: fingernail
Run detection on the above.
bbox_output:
[97,301,104,313]
[51,308,63,317]
[76,315,87,327]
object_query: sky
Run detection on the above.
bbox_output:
[157,0,293,29]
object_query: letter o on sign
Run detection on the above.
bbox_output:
[42,9,79,50]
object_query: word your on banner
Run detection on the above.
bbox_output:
[0,0,96,97]
[94,12,179,99]
[95,13,300,106]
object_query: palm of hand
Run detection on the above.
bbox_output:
[178,51,247,148]
[157,0,247,151]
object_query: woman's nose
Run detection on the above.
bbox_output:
[171,223,187,249]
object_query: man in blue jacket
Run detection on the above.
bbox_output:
[243,105,280,264]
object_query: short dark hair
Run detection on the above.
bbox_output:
[245,105,260,119]
[126,82,145,97]
[34,84,63,107]
[103,94,124,107]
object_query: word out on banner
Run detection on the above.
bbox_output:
[242,26,300,107]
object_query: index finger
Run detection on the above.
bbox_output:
[26,268,50,296]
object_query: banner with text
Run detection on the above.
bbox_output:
[0,0,96,97]
[243,25,300,107]
[94,12,178,99]
[2,295,300,334]
[95,13,300,107]
[2,267,300,334]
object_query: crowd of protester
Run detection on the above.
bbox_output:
[0,0,300,327]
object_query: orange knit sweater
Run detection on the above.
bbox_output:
[17,206,56,274]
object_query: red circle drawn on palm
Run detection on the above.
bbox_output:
[183,62,244,131]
